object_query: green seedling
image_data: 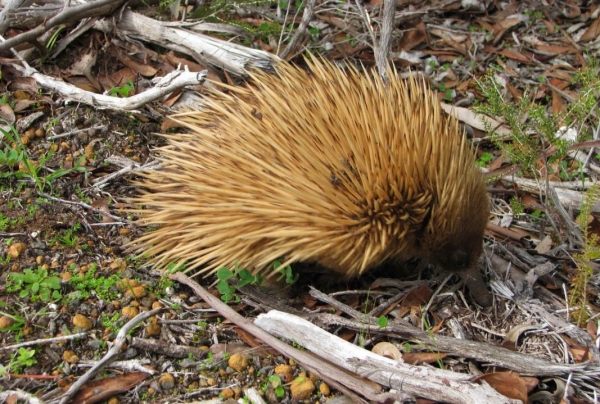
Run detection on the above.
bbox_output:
[8,267,62,302]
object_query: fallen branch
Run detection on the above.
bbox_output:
[93,9,279,76]
[255,310,517,404]
[9,64,207,111]
[170,272,515,404]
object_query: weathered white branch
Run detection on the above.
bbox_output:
[93,9,279,76]
[255,310,518,404]
[10,65,207,111]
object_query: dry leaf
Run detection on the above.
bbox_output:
[580,18,600,42]
[475,371,528,403]
[372,342,402,361]
[535,236,553,254]
[402,352,447,365]
[440,103,512,136]
[0,104,16,125]
[115,48,158,77]
[398,22,428,51]
[67,372,150,404]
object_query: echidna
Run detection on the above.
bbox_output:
[131,58,491,306]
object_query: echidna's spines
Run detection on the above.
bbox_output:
[130,58,488,283]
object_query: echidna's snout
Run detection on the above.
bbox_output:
[431,245,491,307]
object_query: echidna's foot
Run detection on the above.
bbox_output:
[455,267,492,307]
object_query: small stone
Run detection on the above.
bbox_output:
[158,373,175,390]
[220,387,234,399]
[22,325,33,336]
[274,364,294,383]
[84,144,95,160]
[61,272,72,282]
[72,314,92,330]
[290,377,315,400]
[36,255,44,265]
[146,321,161,336]
[35,128,45,138]
[107,397,119,404]
[319,382,331,396]
[125,285,147,299]
[63,350,79,364]
[206,377,216,386]
[228,353,249,372]
[0,315,15,329]
[121,306,139,319]
[8,242,27,259]
[117,278,139,289]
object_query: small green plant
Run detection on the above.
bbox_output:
[165,262,186,274]
[0,302,26,338]
[69,263,121,301]
[40,24,66,64]
[530,209,545,222]
[264,375,285,398]
[377,316,388,328]
[215,263,261,303]
[274,260,298,284]
[1,123,88,191]
[0,142,25,177]
[59,222,81,247]
[476,152,494,167]
[569,184,600,324]
[100,312,123,333]
[421,313,444,369]
[108,81,135,97]
[291,340,305,350]
[0,213,10,231]
[475,62,599,178]
[8,267,62,302]
[509,197,524,215]
[7,347,37,374]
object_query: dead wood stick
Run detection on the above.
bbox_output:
[255,310,518,404]
[10,65,206,111]
[93,10,278,76]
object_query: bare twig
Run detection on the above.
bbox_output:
[278,0,316,60]
[38,192,129,223]
[374,0,395,81]
[9,64,207,111]
[0,332,88,352]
